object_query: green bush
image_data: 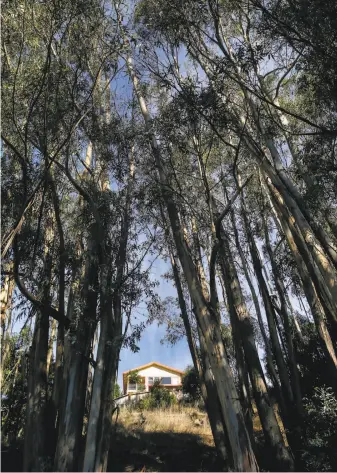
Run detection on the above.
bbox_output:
[113,383,122,398]
[301,386,337,471]
[138,396,154,410]
[182,365,201,402]
[128,370,142,384]
[137,381,177,410]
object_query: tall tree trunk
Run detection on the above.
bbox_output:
[263,218,304,419]
[169,247,230,468]
[262,163,337,320]
[82,293,111,473]
[54,225,98,472]
[0,265,14,387]
[265,186,337,388]
[93,344,121,472]
[85,148,135,472]
[230,319,255,445]
[23,309,50,472]
[126,50,258,471]
[23,210,54,471]
[219,34,337,272]
[240,203,294,409]
[252,75,337,270]
[229,207,283,401]
[190,213,254,457]
[46,319,57,376]
[266,176,337,339]
[50,173,66,432]
[214,200,293,471]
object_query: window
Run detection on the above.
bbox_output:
[128,383,144,392]
[148,376,160,385]
[161,377,171,384]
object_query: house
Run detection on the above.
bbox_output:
[123,361,184,395]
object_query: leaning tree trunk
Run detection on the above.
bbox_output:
[266,177,337,343]
[229,206,285,409]
[257,73,337,270]
[192,135,256,463]
[263,217,304,419]
[262,163,337,322]
[165,205,230,466]
[125,49,258,471]
[169,245,230,468]
[265,186,337,389]
[213,199,293,471]
[219,41,337,273]
[241,205,294,408]
[190,213,255,461]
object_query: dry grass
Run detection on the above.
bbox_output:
[118,403,287,445]
[118,406,214,446]
[107,403,290,471]
[108,406,221,472]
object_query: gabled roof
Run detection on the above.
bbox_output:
[123,361,184,376]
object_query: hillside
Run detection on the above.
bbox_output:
[105,402,290,472]
[107,406,221,472]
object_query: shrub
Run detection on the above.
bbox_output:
[301,386,337,471]
[182,365,201,402]
[137,381,177,410]
[138,396,154,410]
[128,370,142,384]
[113,383,122,398]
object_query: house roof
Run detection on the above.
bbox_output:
[123,361,184,376]
[122,362,184,393]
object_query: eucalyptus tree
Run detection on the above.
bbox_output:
[134,0,337,373]
[156,95,294,468]
[2,1,159,472]
[121,27,259,473]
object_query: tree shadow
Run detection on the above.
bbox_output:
[1,442,24,472]
[107,425,223,472]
